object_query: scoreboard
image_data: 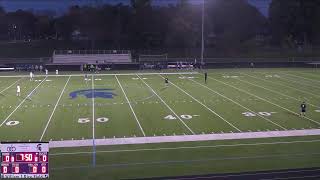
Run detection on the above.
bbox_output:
[0,142,49,178]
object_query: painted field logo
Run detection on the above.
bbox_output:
[69,89,117,99]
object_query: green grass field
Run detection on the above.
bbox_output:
[0,68,320,179]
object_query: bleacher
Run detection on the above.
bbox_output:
[52,50,132,64]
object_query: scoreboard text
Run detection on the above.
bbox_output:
[0,142,49,178]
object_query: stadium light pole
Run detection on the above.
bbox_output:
[201,0,205,65]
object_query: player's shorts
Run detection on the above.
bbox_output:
[301,109,306,112]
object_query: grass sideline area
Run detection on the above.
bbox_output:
[0,68,320,179]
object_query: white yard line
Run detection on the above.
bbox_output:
[137,74,195,135]
[115,75,146,136]
[0,78,23,94]
[0,72,198,78]
[39,76,71,141]
[50,138,320,155]
[277,74,320,90]
[49,128,320,148]
[0,77,47,127]
[208,76,320,126]
[159,75,242,132]
[189,78,287,130]
[283,72,320,83]
[236,75,319,108]
[243,72,320,99]
[92,74,95,140]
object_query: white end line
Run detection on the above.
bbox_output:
[160,75,242,133]
[40,76,71,141]
[0,77,48,127]
[115,75,146,136]
[138,75,195,135]
[189,78,287,130]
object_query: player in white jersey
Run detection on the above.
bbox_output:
[30,71,34,81]
[56,69,58,75]
[45,69,48,76]
[16,84,21,97]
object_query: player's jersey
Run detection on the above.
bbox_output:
[17,86,20,92]
[45,70,48,75]
[56,70,58,75]
[301,103,306,111]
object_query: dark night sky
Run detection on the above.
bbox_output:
[0,0,272,16]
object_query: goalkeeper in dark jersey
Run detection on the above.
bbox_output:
[204,72,207,84]
[300,102,306,116]
[165,77,169,87]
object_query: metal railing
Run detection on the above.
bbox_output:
[54,50,131,55]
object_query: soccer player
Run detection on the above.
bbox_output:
[165,77,169,87]
[84,74,88,86]
[29,71,33,81]
[204,72,207,84]
[300,102,307,116]
[45,69,48,76]
[16,84,21,97]
[56,69,59,75]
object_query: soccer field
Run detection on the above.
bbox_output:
[1,68,320,179]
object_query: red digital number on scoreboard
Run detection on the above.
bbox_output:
[13,166,19,174]
[15,153,35,162]
[2,166,8,174]
[40,154,48,162]
[2,155,10,162]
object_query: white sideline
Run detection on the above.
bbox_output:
[189,78,287,130]
[51,139,320,155]
[0,72,198,78]
[0,77,47,127]
[49,129,320,148]
[39,76,71,141]
[115,75,146,136]
[137,74,195,135]
[159,75,242,132]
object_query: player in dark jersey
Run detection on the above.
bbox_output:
[204,72,207,84]
[165,77,169,87]
[300,102,306,116]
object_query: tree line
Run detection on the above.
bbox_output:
[0,0,319,51]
